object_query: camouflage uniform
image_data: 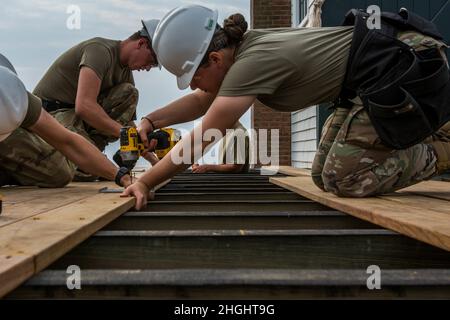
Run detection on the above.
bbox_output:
[51,83,138,151]
[311,31,449,197]
[0,83,138,187]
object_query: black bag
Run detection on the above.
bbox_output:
[340,8,450,149]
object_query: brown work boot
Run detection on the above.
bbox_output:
[429,121,450,173]
[430,141,450,174]
[434,121,450,142]
[0,170,18,187]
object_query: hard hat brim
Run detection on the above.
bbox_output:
[141,19,159,41]
[177,69,196,90]
[0,54,17,75]
[141,19,162,70]
[0,132,11,142]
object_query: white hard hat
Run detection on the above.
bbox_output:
[140,19,161,69]
[140,19,159,42]
[0,54,17,74]
[0,55,28,142]
[153,5,218,89]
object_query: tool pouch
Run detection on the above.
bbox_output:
[341,8,450,149]
[361,48,450,149]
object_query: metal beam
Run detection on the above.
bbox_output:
[123,210,345,217]
[23,269,450,286]
[94,229,398,237]
[47,234,450,270]
[105,214,378,231]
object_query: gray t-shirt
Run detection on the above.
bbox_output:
[33,37,134,104]
[218,27,354,112]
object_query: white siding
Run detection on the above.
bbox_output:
[290,0,319,169]
[291,106,317,169]
[291,0,301,26]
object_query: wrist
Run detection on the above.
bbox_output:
[115,167,130,187]
[136,179,151,191]
[141,116,156,131]
[120,174,132,188]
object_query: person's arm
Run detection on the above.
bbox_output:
[192,163,244,173]
[138,90,215,147]
[122,95,255,209]
[75,67,122,138]
[30,109,131,187]
[141,151,160,166]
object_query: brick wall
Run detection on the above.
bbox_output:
[251,0,292,28]
[251,0,292,167]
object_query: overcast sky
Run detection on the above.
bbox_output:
[1,0,251,164]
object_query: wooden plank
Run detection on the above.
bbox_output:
[400,180,450,202]
[270,176,450,251]
[0,178,171,298]
[0,192,134,298]
[0,181,104,202]
[0,179,168,228]
[262,166,312,176]
[0,182,134,298]
[1,187,62,203]
[0,186,101,228]
[0,255,34,299]
[380,192,450,215]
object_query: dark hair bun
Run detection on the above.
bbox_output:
[223,13,248,45]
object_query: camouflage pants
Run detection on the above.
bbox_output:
[52,82,138,152]
[0,83,138,187]
[311,31,449,197]
[0,130,77,187]
[311,104,440,197]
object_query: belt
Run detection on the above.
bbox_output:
[41,99,76,113]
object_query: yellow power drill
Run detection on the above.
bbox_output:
[113,127,181,170]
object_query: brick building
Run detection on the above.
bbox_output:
[250,0,293,167]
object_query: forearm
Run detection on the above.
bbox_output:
[138,129,230,187]
[144,91,212,128]
[142,152,160,166]
[57,132,118,180]
[32,113,117,180]
[205,164,244,173]
[76,101,122,138]
[138,139,190,189]
[138,95,255,189]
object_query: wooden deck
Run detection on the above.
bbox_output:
[0,181,137,298]
[269,167,450,251]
